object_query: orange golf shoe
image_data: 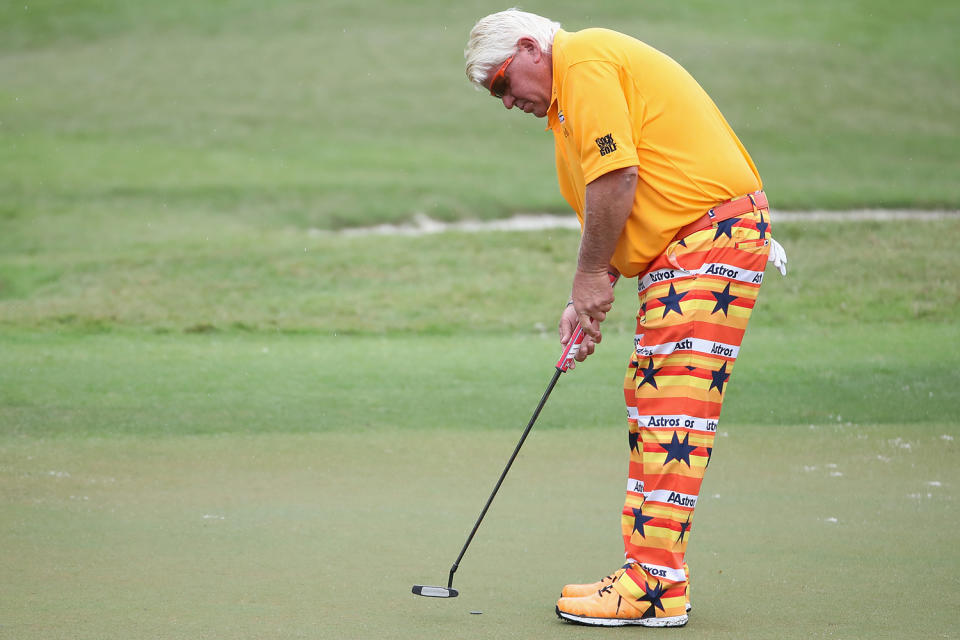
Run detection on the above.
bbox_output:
[560,565,629,598]
[562,564,691,613]
[556,583,688,628]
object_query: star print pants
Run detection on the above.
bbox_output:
[613,204,772,616]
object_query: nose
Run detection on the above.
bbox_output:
[502,94,515,109]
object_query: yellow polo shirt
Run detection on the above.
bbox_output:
[547,28,762,277]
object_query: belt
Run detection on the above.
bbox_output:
[672,190,768,244]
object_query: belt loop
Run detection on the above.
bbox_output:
[747,192,757,211]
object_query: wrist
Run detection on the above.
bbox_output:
[575,265,610,277]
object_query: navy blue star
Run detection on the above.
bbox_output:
[677,514,691,543]
[678,237,687,247]
[637,580,666,613]
[629,431,641,454]
[705,447,713,467]
[634,357,661,388]
[714,217,740,240]
[632,507,654,538]
[709,362,730,394]
[756,212,768,239]
[661,431,696,467]
[657,283,687,318]
[710,282,738,316]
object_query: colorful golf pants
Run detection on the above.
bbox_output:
[613,203,772,617]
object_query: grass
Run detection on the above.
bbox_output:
[1,323,958,440]
[2,0,959,233]
[2,210,957,636]
[2,425,957,639]
[2,1,959,637]
[2,219,959,334]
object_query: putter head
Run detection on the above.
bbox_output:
[412,585,459,598]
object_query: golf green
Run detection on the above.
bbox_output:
[2,423,955,639]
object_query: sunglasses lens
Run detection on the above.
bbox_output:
[488,55,513,98]
[490,76,507,98]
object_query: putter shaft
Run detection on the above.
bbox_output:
[447,366,564,589]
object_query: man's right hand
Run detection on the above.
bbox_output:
[558,303,598,369]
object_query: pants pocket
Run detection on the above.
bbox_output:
[734,238,769,251]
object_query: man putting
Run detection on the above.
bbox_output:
[465,9,787,628]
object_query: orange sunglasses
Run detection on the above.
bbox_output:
[488,55,515,98]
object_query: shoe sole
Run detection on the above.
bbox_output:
[559,593,691,614]
[556,607,688,628]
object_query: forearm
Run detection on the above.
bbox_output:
[578,166,637,273]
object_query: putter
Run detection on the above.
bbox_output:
[413,274,617,599]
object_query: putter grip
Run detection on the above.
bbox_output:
[555,272,619,372]
[556,324,587,372]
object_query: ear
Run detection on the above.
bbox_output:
[516,36,543,62]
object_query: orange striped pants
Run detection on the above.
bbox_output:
[613,204,772,616]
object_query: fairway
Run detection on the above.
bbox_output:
[2,322,960,438]
[3,0,960,638]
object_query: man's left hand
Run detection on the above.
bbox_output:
[571,268,615,342]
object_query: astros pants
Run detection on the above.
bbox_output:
[613,204,772,616]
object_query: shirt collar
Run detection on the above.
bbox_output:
[545,29,568,130]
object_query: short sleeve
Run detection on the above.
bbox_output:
[560,61,640,184]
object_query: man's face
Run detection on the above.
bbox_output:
[485,38,552,118]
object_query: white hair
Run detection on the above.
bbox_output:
[464,8,562,89]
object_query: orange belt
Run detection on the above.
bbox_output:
[672,190,768,244]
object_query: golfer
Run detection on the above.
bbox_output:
[465,9,786,627]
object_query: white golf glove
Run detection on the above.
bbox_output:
[768,237,788,276]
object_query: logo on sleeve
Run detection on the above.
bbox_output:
[595,133,617,156]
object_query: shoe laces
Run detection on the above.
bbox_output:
[603,566,628,583]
